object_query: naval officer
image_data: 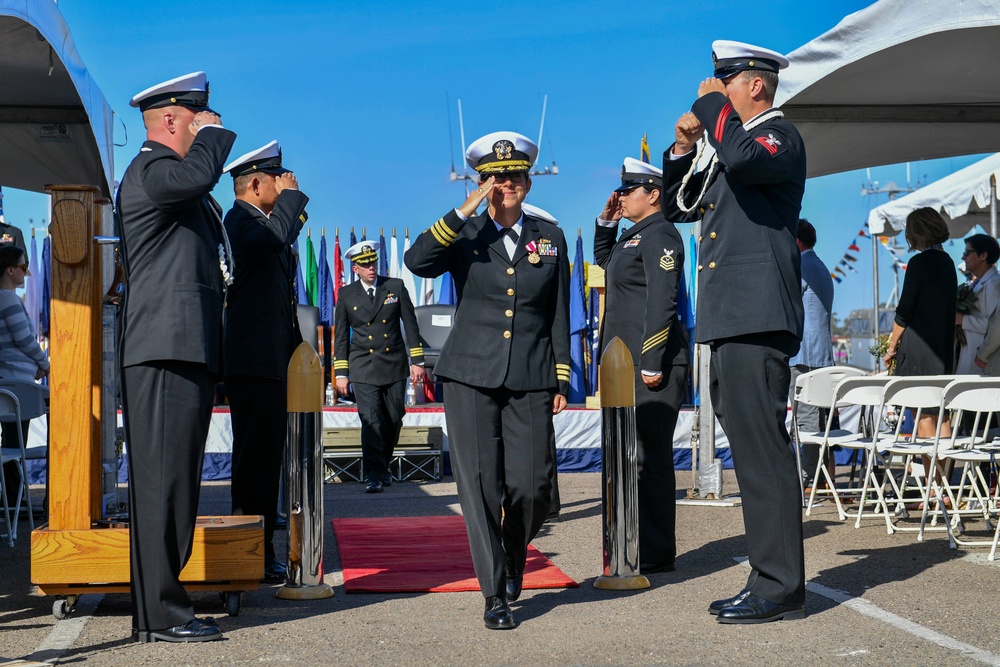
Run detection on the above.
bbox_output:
[222,141,309,583]
[661,40,807,623]
[334,241,424,493]
[594,157,689,574]
[404,131,571,630]
[117,71,234,642]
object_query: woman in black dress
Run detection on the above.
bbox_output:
[883,207,957,437]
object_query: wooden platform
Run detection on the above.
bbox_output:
[31,515,264,596]
[323,425,443,483]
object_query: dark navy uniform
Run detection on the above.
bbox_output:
[662,90,807,607]
[595,209,689,570]
[334,275,424,483]
[117,121,235,633]
[224,185,308,570]
[405,208,571,599]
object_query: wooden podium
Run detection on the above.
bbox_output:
[30,185,263,618]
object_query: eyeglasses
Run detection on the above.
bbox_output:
[482,172,528,184]
[962,249,973,258]
[15,263,28,271]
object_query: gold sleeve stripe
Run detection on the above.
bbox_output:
[333,360,350,369]
[410,348,424,356]
[555,364,571,372]
[430,218,458,247]
[641,327,671,354]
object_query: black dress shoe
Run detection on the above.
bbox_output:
[483,595,516,630]
[365,479,383,493]
[716,593,805,624]
[505,574,523,602]
[262,560,287,583]
[708,589,751,615]
[641,562,675,574]
[135,619,224,643]
[383,472,393,487]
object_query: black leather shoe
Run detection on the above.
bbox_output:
[483,595,516,630]
[505,574,523,602]
[135,619,224,643]
[641,562,675,574]
[262,560,287,583]
[708,589,751,615]
[716,593,805,624]
[383,472,392,487]
[365,479,383,493]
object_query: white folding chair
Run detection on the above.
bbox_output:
[806,375,893,523]
[791,366,866,503]
[919,378,1000,547]
[0,388,33,546]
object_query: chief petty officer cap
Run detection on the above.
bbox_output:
[711,40,790,79]
[615,157,662,193]
[522,203,558,225]
[224,140,291,178]
[465,131,538,175]
[129,71,218,115]
[345,240,380,265]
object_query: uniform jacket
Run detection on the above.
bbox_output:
[662,93,806,344]
[594,211,689,371]
[404,209,571,395]
[223,191,309,380]
[117,127,237,375]
[333,276,424,385]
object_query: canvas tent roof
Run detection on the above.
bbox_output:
[775,0,1000,179]
[0,1,114,196]
[866,152,999,238]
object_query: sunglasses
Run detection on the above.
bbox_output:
[15,263,28,271]
[481,172,528,184]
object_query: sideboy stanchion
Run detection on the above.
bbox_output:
[277,342,334,600]
[593,337,649,591]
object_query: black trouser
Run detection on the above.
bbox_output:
[636,365,687,568]
[227,375,286,564]
[710,332,805,606]
[122,361,214,632]
[2,420,30,506]
[353,378,406,482]
[444,381,554,598]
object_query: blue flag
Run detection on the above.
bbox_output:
[587,288,600,396]
[40,235,51,336]
[439,272,457,305]
[318,234,335,325]
[293,239,308,304]
[568,235,587,403]
[378,230,388,277]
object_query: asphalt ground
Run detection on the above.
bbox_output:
[3,468,1000,667]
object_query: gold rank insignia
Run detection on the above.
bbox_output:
[493,139,514,160]
[660,248,675,272]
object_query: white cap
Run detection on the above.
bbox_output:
[522,203,558,225]
[616,157,663,192]
[345,240,379,264]
[224,140,290,177]
[711,40,789,78]
[129,71,216,113]
[465,131,538,174]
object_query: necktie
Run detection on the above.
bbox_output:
[367,287,375,301]
[504,228,519,243]
[503,228,518,259]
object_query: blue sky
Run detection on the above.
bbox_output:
[4,0,985,322]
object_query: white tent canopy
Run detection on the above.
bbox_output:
[867,153,1000,238]
[776,0,1000,179]
[0,1,115,195]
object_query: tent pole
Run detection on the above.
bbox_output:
[872,232,880,353]
[991,174,997,239]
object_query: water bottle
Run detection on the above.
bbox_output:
[325,383,335,406]
[405,379,416,406]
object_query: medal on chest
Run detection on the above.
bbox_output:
[525,240,541,264]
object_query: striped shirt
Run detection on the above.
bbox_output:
[0,289,48,380]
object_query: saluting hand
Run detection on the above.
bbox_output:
[275,172,299,194]
[673,112,703,155]
[459,176,496,218]
[188,111,221,136]
[600,193,623,222]
[698,77,727,98]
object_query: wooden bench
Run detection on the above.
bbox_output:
[323,426,443,483]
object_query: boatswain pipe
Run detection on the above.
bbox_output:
[594,337,649,591]
[277,342,334,600]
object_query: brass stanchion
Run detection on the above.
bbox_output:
[594,337,649,590]
[276,342,334,600]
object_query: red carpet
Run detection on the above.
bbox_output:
[332,516,578,593]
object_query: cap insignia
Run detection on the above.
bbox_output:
[493,140,514,161]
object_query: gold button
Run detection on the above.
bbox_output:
[503,331,511,339]
[709,261,716,269]
[505,309,513,317]
[369,349,374,353]
[698,235,703,242]
[697,265,703,272]
[384,333,388,338]
[699,207,705,214]
[368,335,373,340]
[507,288,514,296]
[382,319,387,324]
[709,203,715,210]
[366,322,371,326]
[353,306,358,311]
[507,267,515,275]
[386,347,390,352]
